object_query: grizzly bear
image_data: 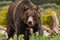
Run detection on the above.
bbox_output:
[6,0,43,40]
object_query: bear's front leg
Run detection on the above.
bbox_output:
[24,29,30,40]
[24,28,33,40]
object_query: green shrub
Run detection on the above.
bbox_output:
[0,6,9,25]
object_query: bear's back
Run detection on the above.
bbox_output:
[8,1,22,14]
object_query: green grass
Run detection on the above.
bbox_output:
[0,33,60,40]
[0,34,4,40]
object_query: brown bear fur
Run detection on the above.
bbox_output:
[6,0,43,40]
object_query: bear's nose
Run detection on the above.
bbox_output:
[29,21,32,25]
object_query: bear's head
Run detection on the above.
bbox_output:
[21,6,40,27]
[16,0,41,27]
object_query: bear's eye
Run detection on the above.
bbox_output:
[33,16,35,17]
[27,16,29,17]
[33,16,36,18]
[26,16,29,19]
[24,6,29,12]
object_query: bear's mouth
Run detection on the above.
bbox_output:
[27,21,35,27]
[27,24,34,28]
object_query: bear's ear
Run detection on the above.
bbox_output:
[35,6,39,10]
[24,6,29,12]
